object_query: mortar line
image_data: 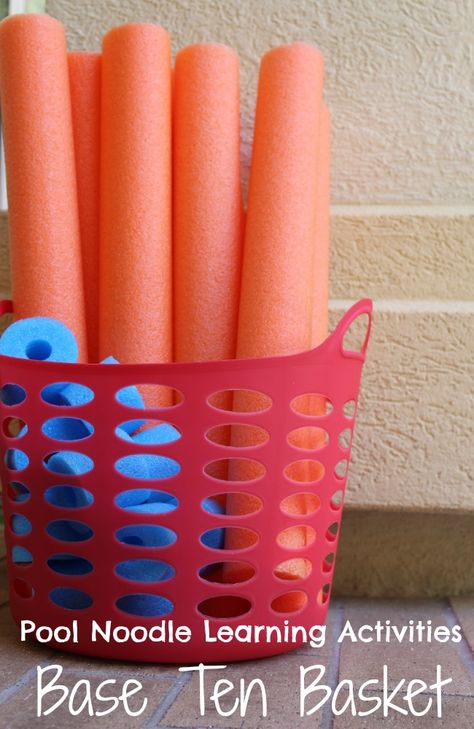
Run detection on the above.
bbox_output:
[319,599,345,729]
[0,661,49,705]
[142,670,192,729]
[331,204,474,217]
[330,299,474,314]
[60,666,175,681]
[348,687,472,699]
[444,599,474,685]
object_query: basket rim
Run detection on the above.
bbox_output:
[0,298,372,372]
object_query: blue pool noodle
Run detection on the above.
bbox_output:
[0,317,78,362]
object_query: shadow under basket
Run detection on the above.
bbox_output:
[0,298,372,663]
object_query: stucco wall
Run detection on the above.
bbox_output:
[5,0,474,513]
[47,0,474,204]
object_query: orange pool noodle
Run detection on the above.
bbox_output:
[0,14,87,359]
[236,42,323,361]
[312,104,331,348]
[225,44,324,585]
[68,52,101,362]
[288,106,332,465]
[173,43,244,364]
[99,24,172,395]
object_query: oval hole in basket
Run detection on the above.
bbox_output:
[331,490,344,509]
[115,489,178,514]
[50,587,93,610]
[287,426,328,451]
[47,554,93,576]
[205,458,265,482]
[3,417,27,439]
[115,384,184,410]
[280,493,320,517]
[116,594,173,617]
[40,382,94,407]
[200,526,258,551]
[205,423,269,448]
[284,459,324,483]
[47,519,93,543]
[271,591,308,613]
[115,559,176,583]
[323,552,335,573]
[343,400,356,418]
[116,420,182,444]
[338,428,352,449]
[326,522,339,542]
[13,578,34,599]
[274,558,312,580]
[207,388,272,414]
[335,459,348,479]
[5,448,29,472]
[1,383,26,406]
[317,583,331,605]
[199,561,256,584]
[202,493,262,516]
[7,481,30,503]
[290,394,333,417]
[12,546,33,565]
[277,525,316,550]
[10,513,31,536]
[44,485,94,509]
[116,525,177,548]
[115,455,180,481]
[42,417,93,442]
[43,451,94,476]
[198,595,251,619]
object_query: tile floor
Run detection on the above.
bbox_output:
[1,553,473,728]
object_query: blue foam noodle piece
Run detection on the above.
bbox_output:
[102,357,146,431]
[12,545,33,563]
[44,485,94,508]
[115,489,178,513]
[116,594,173,616]
[0,384,27,406]
[11,513,32,535]
[17,425,28,438]
[201,527,225,550]
[40,382,93,408]
[58,383,95,407]
[47,554,93,575]
[132,423,181,445]
[115,525,176,547]
[101,357,145,434]
[125,502,177,514]
[49,587,92,610]
[200,498,225,549]
[46,519,93,542]
[8,482,30,502]
[115,489,152,507]
[115,454,180,481]
[45,451,94,476]
[202,497,224,515]
[6,448,29,471]
[0,317,78,362]
[42,417,93,441]
[116,419,146,436]
[115,559,175,583]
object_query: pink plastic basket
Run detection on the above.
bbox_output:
[0,298,371,663]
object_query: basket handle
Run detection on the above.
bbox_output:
[0,299,12,319]
[333,298,373,359]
